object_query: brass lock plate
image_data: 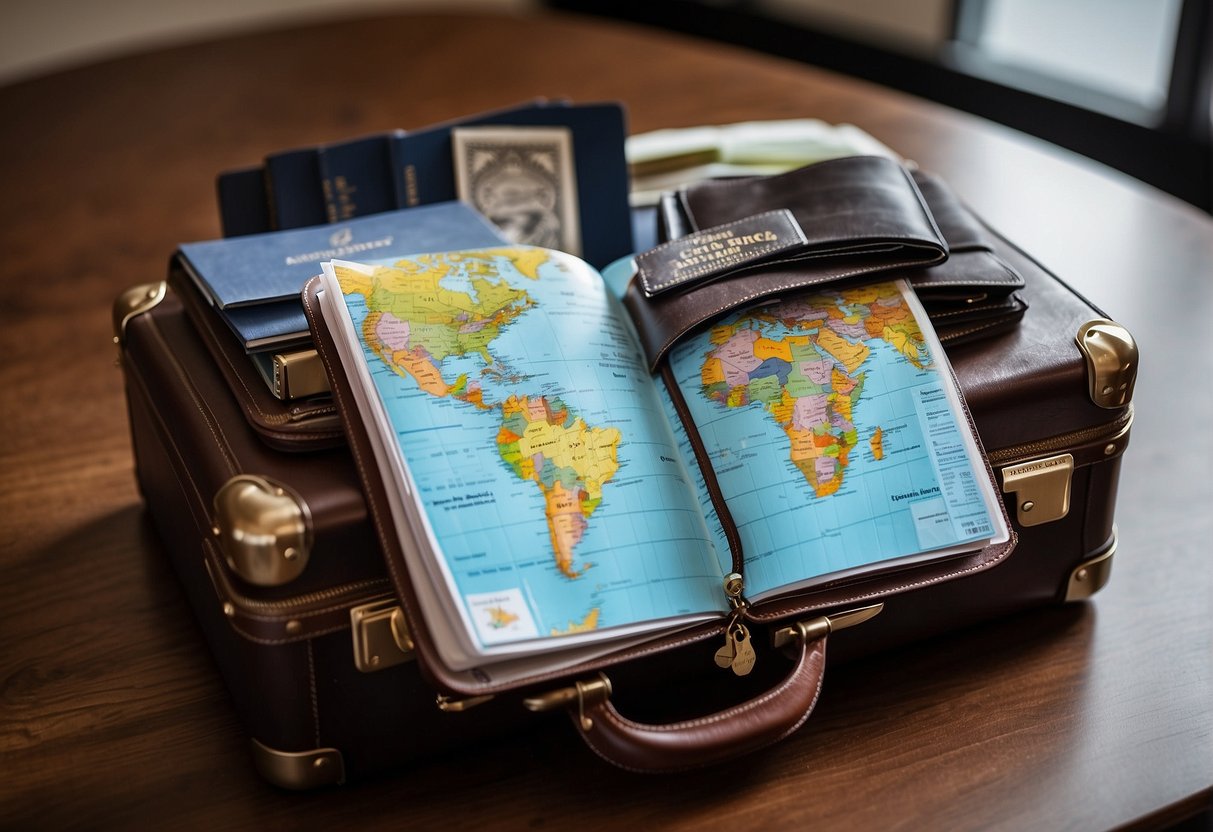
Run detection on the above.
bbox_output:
[350,598,414,673]
[1001,453,1073,527]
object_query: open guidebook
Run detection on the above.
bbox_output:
[314,245,1009,678]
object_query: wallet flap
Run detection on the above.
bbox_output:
[906,170,1025,300]
[680,156,946,260]
[912,170,994,252]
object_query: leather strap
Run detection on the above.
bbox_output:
[575,635,828,773]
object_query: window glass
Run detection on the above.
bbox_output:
[975,0,1183,111]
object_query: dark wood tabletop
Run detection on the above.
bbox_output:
[1,11,1210,830]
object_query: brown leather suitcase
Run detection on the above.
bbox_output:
[115,181,1134,784]
[116,286,536,788]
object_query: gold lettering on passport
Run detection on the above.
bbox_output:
[636,209,807,297]
[403,164,420,207]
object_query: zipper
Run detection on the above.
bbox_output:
[985,408,1132,465]
[205,540,391,614]
[659,361,745,574]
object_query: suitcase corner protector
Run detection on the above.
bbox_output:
[250,738,345,789]
[112,282,167,347]
[1063,533,1116,602]
[1076,319,1137,409]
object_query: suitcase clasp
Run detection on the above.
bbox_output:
[350,598,415,673]
[1000,453,1073,527]
[523,674,612,731]
[771,602,885,649]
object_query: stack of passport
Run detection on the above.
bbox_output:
[216,99,632,268]
[184,100,634,400]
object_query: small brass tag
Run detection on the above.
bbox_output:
[714,636,737,668]
[731,624,756,677]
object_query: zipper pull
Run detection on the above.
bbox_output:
[730,621,756,676]
[724,571,744,603]
[717,573,755,676]
[714,629,737,668]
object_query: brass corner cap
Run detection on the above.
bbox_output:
[1076,319,1137,409]
[112,282,166,345]
[250,739,344,789]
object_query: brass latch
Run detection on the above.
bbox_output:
[771,602,884,649]
[523,673,613,730]
[350,598,415,673]
[435,693,495,712]
[1001,453,1074,527]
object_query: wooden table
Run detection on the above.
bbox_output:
[2,11,1210,830]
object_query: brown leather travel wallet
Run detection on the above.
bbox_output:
[639,157,1025,368]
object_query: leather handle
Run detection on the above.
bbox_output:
[574,635,828,773]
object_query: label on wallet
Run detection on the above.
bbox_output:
[635,209,807,297]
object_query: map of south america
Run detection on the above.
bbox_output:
[496,394,621,578]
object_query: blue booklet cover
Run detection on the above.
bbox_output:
[253,102,550,235]
[264,147,328,229]
[215,166,272,237]
[319,131,406,222]
[179,201,507,351]
[220,300,313,352]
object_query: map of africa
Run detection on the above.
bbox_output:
[666,280,995,599]
[333,248,724,650]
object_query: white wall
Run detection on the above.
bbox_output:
[0,0,533,85]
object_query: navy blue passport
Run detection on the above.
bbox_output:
[391,102,633,269]
[318,131,406,222]
[178,201,507,351]
[264,147,328,229]
[222,301,313,352]
[215,166,272,237]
